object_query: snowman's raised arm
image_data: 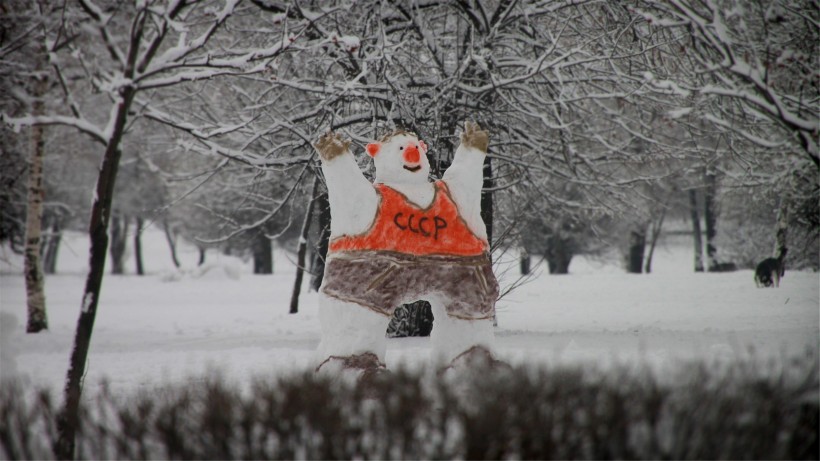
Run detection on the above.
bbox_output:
[441,121,489,239]
[314,131,379,237]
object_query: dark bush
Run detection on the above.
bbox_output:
[2,353,817,460]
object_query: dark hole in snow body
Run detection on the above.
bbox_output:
[387,300,434,338]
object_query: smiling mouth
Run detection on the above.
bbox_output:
[403,165,422,172]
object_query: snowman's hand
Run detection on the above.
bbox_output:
[460,121,489,153]
[315,131,352,161]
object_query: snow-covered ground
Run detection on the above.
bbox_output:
[1,229,817,399]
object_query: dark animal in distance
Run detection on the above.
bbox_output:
[754,249,787,288]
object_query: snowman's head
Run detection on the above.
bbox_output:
[366,130,430,185]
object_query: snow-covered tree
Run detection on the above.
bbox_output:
[636,0,818,266]
[638,0,817,166]
[0,0,59,332]
[2,1,312,456]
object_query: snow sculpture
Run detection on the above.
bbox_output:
[313,122,499,377]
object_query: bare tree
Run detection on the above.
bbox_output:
[240,1,697,282]
[23,29,49,332]
[1,0,53,331]
[689,189,705,272]
[2,1,311,456]
[290,173,320,314]
[638,0,818,167]
[626,0,819,272]
[108,210,127,274]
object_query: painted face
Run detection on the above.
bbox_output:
[366,134,430,184]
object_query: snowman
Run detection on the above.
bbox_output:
[313,122,500,378]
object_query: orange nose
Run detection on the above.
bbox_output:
[403,145,420,164]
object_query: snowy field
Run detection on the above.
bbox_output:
[1,229,817,400]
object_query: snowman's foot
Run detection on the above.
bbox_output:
[439,345,512,375]
[316,352,389,393]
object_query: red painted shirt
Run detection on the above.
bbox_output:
[329,181,488,256]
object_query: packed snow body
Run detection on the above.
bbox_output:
[314,123,497,367]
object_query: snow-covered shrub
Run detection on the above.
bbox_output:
[2,354,817,460]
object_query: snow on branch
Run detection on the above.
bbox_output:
[136,24,303,89]
[78,0,126,66]
[194,161,310,244]
[642,72,691,97]
[703,115,789,152]
[700,84,816,133]
[144,0,240,69]
[636,0,818,164]
[141,104,313,169]
[1,113,107,146]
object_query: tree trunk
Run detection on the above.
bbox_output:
[43,214,63,275]
[163,219,181,269]
[546,256,571,274]
[626,227,646,274]
[291,175,320,314]
[253,232,273,274]
[482,156,496,325]
[689,189,704,272]
[24,77,48,333]
[773,196,790,260]
[481,155,494,250]
[55,86,134,460]
[310,188,330,292]
[109,211,128,275]
[134,217,144,275]
[644,206,667,274]
[520,251,531,275]
[545,236,573,274]
[197,246,207,266]
[703,171,719,271]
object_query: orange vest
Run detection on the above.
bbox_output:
[329,181,488,256]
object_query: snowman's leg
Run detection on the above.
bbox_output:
[315,294,391,369]
[429,297,496,365]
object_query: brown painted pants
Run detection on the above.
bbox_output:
[321,250,498,320]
